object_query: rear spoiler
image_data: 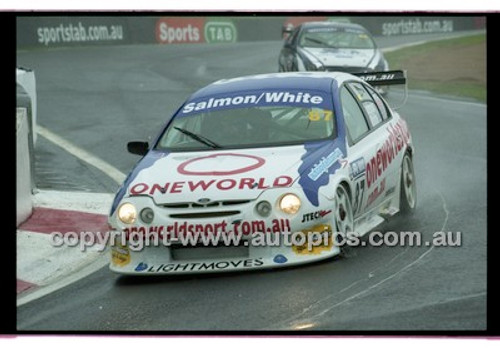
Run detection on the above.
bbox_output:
[353,70,407,86]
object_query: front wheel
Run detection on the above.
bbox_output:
[334,185,354,236]
[400,152,417,214]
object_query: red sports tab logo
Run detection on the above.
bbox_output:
[156,17,205,44]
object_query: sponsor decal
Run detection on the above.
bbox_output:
[177,153,265,176]
[301,210,332,223]
[36,22,124,46]
[349,157,366,180]
[366,119,410,189]
[156,17,204,44]
[111,244,131,267]
[123,218,291,238]
[143,258,264,273]
[306,27,365,34]
[381,18,453,37]
[205,21,237,43]
[273,254,288,264]
[366,178,386,208]
[156,18,238,44]
[181,91,325,114]
[307,148,344,181]
[359,72,396,83]
[298,140,346,207]
[135,262,148,272]
[292,224,333,255]
[129,176,293,195]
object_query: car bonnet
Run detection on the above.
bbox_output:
[300,47,376,68]
[117,136,346,207]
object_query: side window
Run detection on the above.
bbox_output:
[340,86,369,143]
[366,86,391,120]
[349,82,383,127]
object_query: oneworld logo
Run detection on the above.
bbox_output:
[177,153,266,176]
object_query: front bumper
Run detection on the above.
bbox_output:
[109,188,340,275]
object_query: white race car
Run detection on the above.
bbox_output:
[108,70,416,275]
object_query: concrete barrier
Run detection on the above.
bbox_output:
[17,107,33,226]
[17,67,37,226]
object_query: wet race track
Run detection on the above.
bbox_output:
[16,34,486,331]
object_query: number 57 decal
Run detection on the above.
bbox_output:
[308,109,333,121]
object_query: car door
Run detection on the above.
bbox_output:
[340,81,398,218]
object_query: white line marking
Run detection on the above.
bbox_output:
[17,250,109,307]
[381,30,485,53]
[37,126,126,184]
[382,40,433,53]
[279,187,451,328]
[408,92,487,108]
[304,187,449,321]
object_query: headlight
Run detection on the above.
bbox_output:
[279,194,301,214]
[117,203,137,224]
[256,201,272,217]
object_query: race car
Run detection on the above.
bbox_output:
[278,21,389,75]
[108,70,416,275]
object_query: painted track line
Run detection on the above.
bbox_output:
[278,187,451,329]
[380,30,485,53]
[37,125,126,184]
[17,250,109,307]
[408,92,487,107]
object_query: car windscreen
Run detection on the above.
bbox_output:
[299,27,375,49]
[156,89,336,151]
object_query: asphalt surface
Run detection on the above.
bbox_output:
[16,33,486,331]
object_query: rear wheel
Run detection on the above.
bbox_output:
[400,152,417,214]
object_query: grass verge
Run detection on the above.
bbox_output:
[385,34,486,102]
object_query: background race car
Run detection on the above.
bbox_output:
[278,21,389,75]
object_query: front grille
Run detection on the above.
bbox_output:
[169,211,240,219]
[171,244,249,261]
[161,199,251,209]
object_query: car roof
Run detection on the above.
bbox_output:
[189,72,362,100]
[299,21,369,32]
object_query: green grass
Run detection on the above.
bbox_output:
[385,34,486,102]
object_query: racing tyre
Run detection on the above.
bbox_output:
[334,185,355,258]
[400,152,417,214]
[334,184,354,237]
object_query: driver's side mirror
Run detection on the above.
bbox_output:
[127,141,149,156]
[282,24,294,40]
